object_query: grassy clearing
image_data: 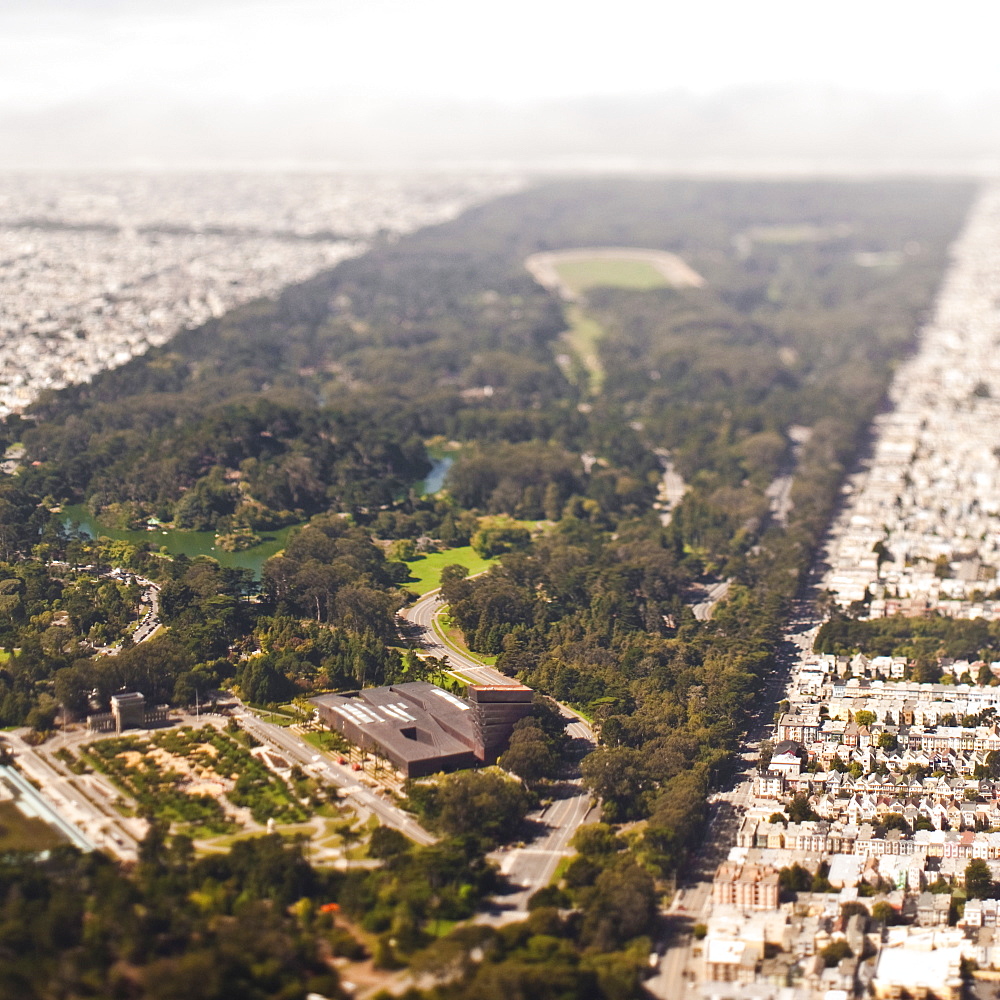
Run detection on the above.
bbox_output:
[255,711,294,727]
[554,256,670,294]
[546,252,681,395]
[563,304,606,394]
[195,809,357,859]
[478,514,542,532]
[403,546,496,595]
[0,801,67,851]
[427,918,460,938]
[438,613,497,666]
[246,702,309,727]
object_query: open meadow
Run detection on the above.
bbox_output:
[552,255,671,293]
[402,546,496,595]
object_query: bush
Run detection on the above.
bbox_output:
[471,524,531,558]
[368,826,410,860]
[821,940,852,967]
[563,856,602,889]
[373,935,404,970]
[527,886,571,910]
[329,927,367,961]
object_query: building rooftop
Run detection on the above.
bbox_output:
[313,682,478,772]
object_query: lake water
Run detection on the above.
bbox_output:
[61,455,455,579]
[62,505,296,579]
[418,455,453,495]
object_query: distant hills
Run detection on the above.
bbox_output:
[5,86,1000,173]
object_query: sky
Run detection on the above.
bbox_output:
[5,0,1000,110]
[3,0,1000,168]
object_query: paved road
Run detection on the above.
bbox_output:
[647,933,693,998]
[488,781,598,918]
[96,576,162,653]
[654,454,689,527]
[132,580,161,644]
[0,764,98,853]
[401,589,514,683]
[234,711,437,846]
[765,473,795,527]
[692,579,731,621]
[646,600,819,998]
[399,588,599,914]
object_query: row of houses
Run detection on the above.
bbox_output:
[739,817,1000,862]
[778,711,1000,755]
[826,651,998,682]
[825,674,1000,707]
[759,758,992,799]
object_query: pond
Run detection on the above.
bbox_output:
[416,454,454,496]
[61,454,456,579]
[62,505,297,580]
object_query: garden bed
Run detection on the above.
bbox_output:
[83,724,310,835]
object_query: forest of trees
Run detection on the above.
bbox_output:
[0,177,976,997]
[816,612,1000,664]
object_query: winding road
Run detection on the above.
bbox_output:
[399,588,599,916]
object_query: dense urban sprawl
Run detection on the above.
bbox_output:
[693,187,1000,1000]
[824,185,1000,619]
[0,172,521,416]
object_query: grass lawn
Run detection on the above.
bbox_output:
[300,729,342,754]
[256,711,294,727]
[427,918,460,938]
[0,801,67,851]
[403,546,496,595]
[247,703,309,727]
[554,256,670,294]
[550,855,573,884]
[438,613,497,666]
[199,821,325,848]
[545,253,681,396]
[478,514,542,532]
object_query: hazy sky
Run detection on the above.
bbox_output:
[4,0,1000,112]
[4,0,1000,170]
